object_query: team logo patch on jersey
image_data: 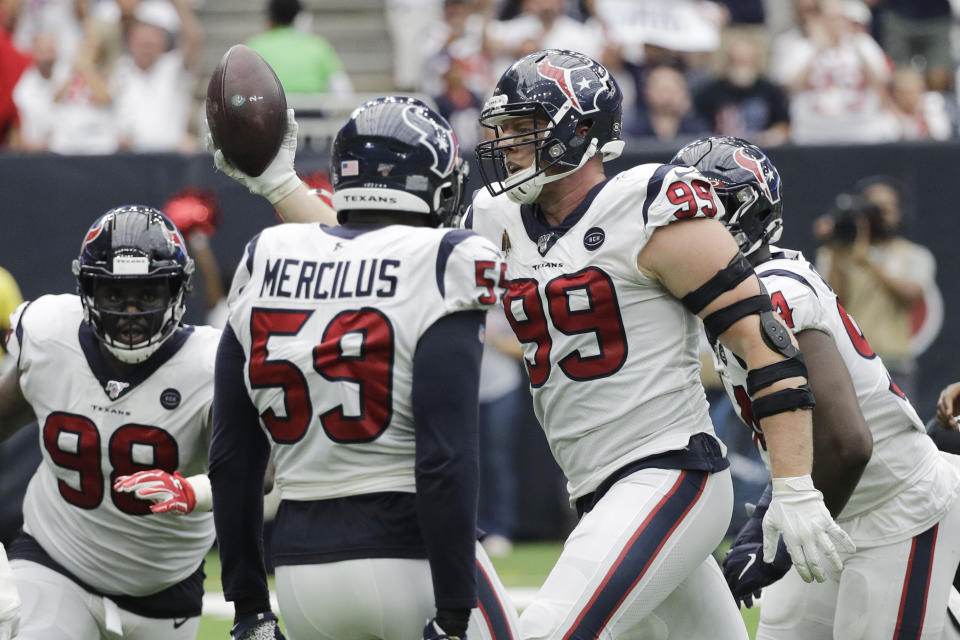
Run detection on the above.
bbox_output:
[583,227,605,250]
[105,380,130,400]
[160,388,181,410]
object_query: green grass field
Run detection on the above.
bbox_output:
[195,542,761,638]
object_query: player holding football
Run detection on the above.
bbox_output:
[673,135,960,639]
[466,49,853,639]
[209,96,520,640]
[0,206,220,639]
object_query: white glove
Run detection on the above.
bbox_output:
[208,108,302,204]
[0,544,20,640]
[762,475,855,583]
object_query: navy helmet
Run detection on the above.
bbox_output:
[72,205,194,363]
[330,96,468,227]
[671,136,783,256]
[475,49,624,204]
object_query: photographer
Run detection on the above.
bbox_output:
[813,178,936,402]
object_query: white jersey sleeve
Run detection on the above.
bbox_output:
[4,300,29,364]
[636,164,727,244]
[439,231,508,315]
[760,271,832,336]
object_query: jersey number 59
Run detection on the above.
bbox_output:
[249,308,394,444]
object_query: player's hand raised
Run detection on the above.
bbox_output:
[762,475,855,583]
[113,470,198,515]
[207,108,301,205]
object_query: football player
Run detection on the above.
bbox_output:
[673,135,960,639]
[210,96,520,640]
[467,49,853,639]
[0,206,220,639]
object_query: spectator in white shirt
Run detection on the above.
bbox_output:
[110,0,202,152]
[12,31,66,151]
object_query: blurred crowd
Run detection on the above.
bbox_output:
[2,0,960,154]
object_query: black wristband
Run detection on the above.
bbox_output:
[437,608,471,638]
[234,598,272,621]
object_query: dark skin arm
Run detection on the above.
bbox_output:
[0,367,37,443]
[797,328,873,516]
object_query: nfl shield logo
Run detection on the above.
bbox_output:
[537,233,554,256]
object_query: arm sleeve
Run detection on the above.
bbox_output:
[209,323,272,613]
[413,310,485,611]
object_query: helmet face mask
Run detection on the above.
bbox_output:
[330,96,467,227]
[670,136,783,256]
[73,206,193,364]
[476,49,624,204]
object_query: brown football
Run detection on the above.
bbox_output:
[206,44,287,177]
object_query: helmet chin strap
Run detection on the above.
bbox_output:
[505,139,599,205]
[105,340,164,364]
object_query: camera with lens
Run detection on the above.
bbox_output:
[827,193,883,245]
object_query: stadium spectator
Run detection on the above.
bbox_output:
[625,63,711,141]
[432,55,485,149]
[0,22,30,149]
[419,0,495,97]
[484,0,605,81]
[478,310,524,557]
[769,0,896,144]
[110,0,203,152]
[10,0,87,68]
[83,0,143,80]
[386,0,443,90]
[161,187,227,326]
[247,0,352,96]
[694,38,790,146]
[815,177,936,401]
[47,30,118,154]
[11,31,64,152]
[208,97,520,640]
[888,66,953,140]
[877,0,953,93]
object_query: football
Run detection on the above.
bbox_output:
[205,44,287,177]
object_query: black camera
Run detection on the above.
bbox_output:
[827,193,883,244]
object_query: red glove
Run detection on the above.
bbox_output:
[113,470,197,515]
[162,188,221,239]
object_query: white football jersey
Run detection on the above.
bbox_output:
[711,248,960,547]
[6,294,218,596]
[226,223,506,502]
[469,163,729,500]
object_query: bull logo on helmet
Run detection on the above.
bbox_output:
[402,104,457,178]
[733,148,780,204]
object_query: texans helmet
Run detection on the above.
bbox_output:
[330,96,468,227]
[476,49,624,204]
[73,205,194,363]
[671,136,783,256]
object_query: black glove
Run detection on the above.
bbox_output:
[422,608,471,639]
[231,611,286,640]
[722,485,792,608]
